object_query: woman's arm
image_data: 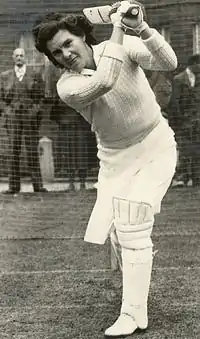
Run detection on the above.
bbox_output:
[120,3,177,71]
[124,30,177,71]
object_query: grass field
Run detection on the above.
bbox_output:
[0,187,199,339]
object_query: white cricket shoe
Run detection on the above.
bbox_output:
[104,313,138,337]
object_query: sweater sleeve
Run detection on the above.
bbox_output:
[124,29,177,71]
[57,42,125,111]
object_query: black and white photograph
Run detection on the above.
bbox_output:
[0,0,199,338]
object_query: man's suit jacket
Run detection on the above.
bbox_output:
[168,69,197,135]
[148,71,172,110]
[0,66,44,123]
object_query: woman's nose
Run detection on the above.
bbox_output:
[62,48,72,59]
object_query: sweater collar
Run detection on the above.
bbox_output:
[80,45,100,76]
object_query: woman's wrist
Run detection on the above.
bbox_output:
[139,23,152,39]
[110,24,125,45]
[114,21,124,29]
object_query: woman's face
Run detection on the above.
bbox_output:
[47,29,93,72]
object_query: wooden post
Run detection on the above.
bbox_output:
[110,233,122,271]
[110,240,119,271]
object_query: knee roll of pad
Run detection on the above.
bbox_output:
[113,197,154,249]
[122,247,153,264]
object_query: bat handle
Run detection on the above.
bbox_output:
[125,6,139,18]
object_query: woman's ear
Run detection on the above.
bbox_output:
[82,34,86,42]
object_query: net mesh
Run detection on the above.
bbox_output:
[0,5,199,337]
[0,4,200,191]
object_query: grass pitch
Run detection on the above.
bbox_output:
[0,187,199,338]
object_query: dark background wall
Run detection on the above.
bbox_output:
[0,0,200,68]
[0,0,200,176]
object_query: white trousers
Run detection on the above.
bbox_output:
[84,119,177,244]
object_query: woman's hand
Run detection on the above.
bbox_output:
[110,1,127,28]
[120,2,149,35]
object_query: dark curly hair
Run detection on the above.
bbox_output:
[32,12,97,68]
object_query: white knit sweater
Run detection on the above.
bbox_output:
[57,29,177,149]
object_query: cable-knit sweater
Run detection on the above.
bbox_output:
[57,29,177,149]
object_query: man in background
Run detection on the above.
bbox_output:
[50,96,94,191]
[169,55,200,188]
[0,48,47,193]
[43,59,98,191]
[147,70,172,120]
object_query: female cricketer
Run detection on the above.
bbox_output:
[33,2,177,337]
